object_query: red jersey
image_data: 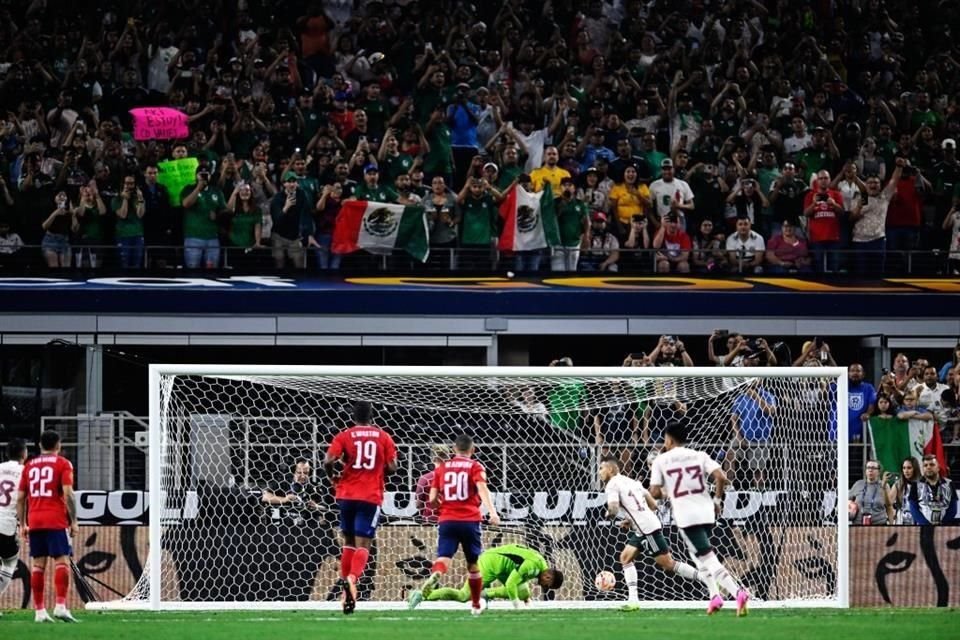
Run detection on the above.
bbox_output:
[18,454,73,530]
[431,455,487,523]
[327,425,397,505]
[803,189,842,243]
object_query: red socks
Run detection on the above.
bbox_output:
[340,547,356,579]
[350,547,369,581]
[31,567,45,610]
[468,571,482,608]
[54,563,69,606]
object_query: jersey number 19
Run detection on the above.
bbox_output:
[352,441,378,470]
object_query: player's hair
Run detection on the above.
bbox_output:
[352,400,373,425]
[550,568,565,589]
[39,430,61,451]
[6,437,26,460]
[292,458,310,471]
[599,454,620,469]
[921,453,938,464]
[454,434,474,453]
[664,421,688,445]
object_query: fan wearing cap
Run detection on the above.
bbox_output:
[649,158,694,230]
[580,211,620,272]
[351,164,398,203]
[802,170,844,271]
[550,176,591,272]
[579,127,616,173]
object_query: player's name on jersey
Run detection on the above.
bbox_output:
[348,429,385,439]
[69,488,924,526]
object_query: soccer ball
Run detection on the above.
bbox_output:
[595,570,616,591]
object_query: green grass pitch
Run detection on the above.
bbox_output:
[0,608,955,639]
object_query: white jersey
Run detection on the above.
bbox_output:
[650,446,721,528]
[604,473,662,535]
[0,460,24,536]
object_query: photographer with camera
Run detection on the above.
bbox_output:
[724,335,778,367]
[792,337,837,367]
[181,165,227,269]
[649,335,693,367]
[707,329,740,366]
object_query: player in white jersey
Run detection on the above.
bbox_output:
[0,438,27,609]
[649,422,750,617]
[600,456,710,611]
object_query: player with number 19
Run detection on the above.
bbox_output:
[649,422,750,617]
[407,434,501,615]
[324,401,398,615]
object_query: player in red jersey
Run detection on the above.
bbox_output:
[324,401,397,615]
[407,434,500,615]
[15,431,78,623]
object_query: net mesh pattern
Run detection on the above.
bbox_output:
[127,371,840,605]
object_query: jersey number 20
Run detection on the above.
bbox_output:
[29,466,55,498]
[443,471,469,501]
[352,441,378,470]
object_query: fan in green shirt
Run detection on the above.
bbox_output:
[180,171,226,240]
[414,544,563,607]
[353,165,399,202]
[112,180,145,239]
[458,178,503,246]
[555,182,590,248]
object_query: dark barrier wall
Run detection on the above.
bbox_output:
[1,523,957,609]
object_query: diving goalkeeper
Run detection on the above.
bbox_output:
[409,543,563,608]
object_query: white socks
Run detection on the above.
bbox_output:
[672,560,699,581]
[623,562,638,601]
[0,555,17,595]
[701,551,741,596]
[692,556,721,597]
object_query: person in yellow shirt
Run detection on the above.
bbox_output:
[607,164,651,239]
[530,146,571,193]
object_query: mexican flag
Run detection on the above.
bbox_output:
[869,416,949,475]
[332,201,430,261]
[498,183,560,251]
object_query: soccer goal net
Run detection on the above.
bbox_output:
[103,365,848,610]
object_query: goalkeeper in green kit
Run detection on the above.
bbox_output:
[411,543,564,608]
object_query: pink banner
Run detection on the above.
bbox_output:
[130,107,189,141]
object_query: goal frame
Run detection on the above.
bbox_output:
[92,364,849,611]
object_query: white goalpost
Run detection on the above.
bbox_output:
[91,365,848,611]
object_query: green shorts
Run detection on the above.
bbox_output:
[679,524,714,556]
[626,530,669,557]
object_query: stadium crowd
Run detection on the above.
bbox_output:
[559,333,959,494]
[0,0,957,273]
